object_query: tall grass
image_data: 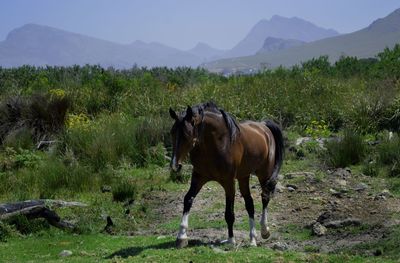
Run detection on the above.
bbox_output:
[322,130,367,168]
[61,113,168,170]
[0,93,69,146]
[376,133,400,177]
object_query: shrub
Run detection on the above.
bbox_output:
[376,133,400,177]
[322,130,366,168]
[61,114,167,170]
[112,179,136,202]
[305,120,331,138]
[0,221,15,242]
[0,93,70,146]
[362,161,380,177]
[0,148,42,171]
[8,216,49,235]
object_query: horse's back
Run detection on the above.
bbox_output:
[235,121,275,175]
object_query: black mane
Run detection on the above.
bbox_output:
[193,101,240,143]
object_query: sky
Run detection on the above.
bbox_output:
[0,0,399,50]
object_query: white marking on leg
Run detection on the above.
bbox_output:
[249,218,257,246]
[177,213,189,239]
[260,208,270,238]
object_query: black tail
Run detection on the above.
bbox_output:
[264,120,284,192]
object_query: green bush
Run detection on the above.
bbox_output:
[61,113,167,170]
[8,216,49,235]
[112,179,136,202]
[377,133,400,177]
[0,221,15,242]
[322,130,366,168]
[362,161,380,177]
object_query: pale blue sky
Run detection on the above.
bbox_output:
[0,0,399,50]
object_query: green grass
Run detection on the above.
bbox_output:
[278,224,313,242]
[0,233,389,263]
[345,225,400,260]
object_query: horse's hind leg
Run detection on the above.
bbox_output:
[238,177,257,246]
[176,172,206,248]
[258,170,276,239]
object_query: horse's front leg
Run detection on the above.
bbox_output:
[222,180,236,245]
[176,173,205,248]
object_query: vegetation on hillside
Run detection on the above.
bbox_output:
[0,45,399,261]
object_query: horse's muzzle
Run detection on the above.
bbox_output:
[170,156,182,172]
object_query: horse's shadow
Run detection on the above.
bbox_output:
[106,239,207,259]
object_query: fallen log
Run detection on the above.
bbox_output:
[0,199,87,231]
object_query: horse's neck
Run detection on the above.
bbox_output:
[197,113,230,151]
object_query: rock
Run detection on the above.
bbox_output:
[211,246,227,254]
[271,242,289,251]
[59,250,73,257]
[335,179,347,187]
[296,137,312,146]
[329,188,343,198]
[324,218,361,228]
[380,189,392,197]
[312,222,327,236]
[277,174,284,181]
[316,211,336,225]
[275,182,285,193]
[316,138,327,149]
[285,172,315,179]
[332,168,351,178]
[354,183,368,192]
[374,189,393,200]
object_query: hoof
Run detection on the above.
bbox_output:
[250,238,257,247]
[261,231,270,239]
[261,226,271,239]
[176,238,188,249]
[221,237,236,246]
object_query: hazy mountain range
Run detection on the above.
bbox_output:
[0,8,399,70]
[0,24,203,68]
[0,14,341,68]
[205,8,400,72]
[221,15,338,58]
[257,37,306,54]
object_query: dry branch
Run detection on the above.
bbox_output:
[0,199,87,230]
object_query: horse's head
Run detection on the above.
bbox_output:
[169,106,202,172]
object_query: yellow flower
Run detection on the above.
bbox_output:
[49,89,66,98]
[66,113,90,130]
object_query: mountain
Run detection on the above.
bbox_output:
[0,24,202,68]
[257,37,305,54]
[187,42,226,61]
[222,15,339,58]
[204,8,400,72]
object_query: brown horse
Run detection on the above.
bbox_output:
[169,102,284,248]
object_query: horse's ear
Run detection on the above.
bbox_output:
[169,108,178,120]
[185,106,193,121]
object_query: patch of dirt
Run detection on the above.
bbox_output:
[137,168,400,255]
